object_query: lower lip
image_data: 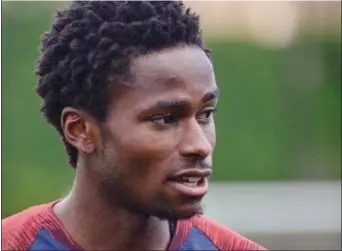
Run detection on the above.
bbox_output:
[167,178,209,197]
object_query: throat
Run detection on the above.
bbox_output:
[53,195,172,250]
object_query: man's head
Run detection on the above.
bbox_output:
[36,1,218,220]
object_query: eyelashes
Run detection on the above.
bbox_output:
[149,108,216,126]
[150,114,176,125]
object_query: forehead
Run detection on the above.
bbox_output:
[131,46,214,86]
[112,46,217,109]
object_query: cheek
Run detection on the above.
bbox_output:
[108,129,176,184]
[118,129,176,162]
[205,122,216,149]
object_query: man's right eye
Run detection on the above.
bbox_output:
[150,114,176,125]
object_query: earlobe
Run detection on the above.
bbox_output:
[61,107,95,155]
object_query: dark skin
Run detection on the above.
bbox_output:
[53,45,219,250]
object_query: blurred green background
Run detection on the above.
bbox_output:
[2,2,341,219]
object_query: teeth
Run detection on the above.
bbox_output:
[182,177,201,187]
[188,177,201,183]
[183,182,197,187]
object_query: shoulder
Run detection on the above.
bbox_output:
[188,214,267,250]
[2,202,55,250]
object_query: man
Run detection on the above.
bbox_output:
[2,1,266,250]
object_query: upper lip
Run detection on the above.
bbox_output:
[169,168,212,180]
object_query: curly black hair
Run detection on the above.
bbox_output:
[35,1,210,168]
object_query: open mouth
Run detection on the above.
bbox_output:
[167,169,211,197]
[172,176,205,187]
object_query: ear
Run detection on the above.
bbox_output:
[61,107,97,155]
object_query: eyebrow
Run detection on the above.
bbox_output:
[148,88,220,111]
[202,88,220,103]
[150,100,191,111]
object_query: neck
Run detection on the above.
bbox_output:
[53,167,171,250]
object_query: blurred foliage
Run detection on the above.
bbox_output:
[2,3,341,218]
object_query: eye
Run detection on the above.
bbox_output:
[150,114,176,125]
[197,108,216,122]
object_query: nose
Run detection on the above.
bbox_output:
[179,121,213,160]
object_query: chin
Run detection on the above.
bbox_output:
[175,201,204,219]
[152,200,204,221]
